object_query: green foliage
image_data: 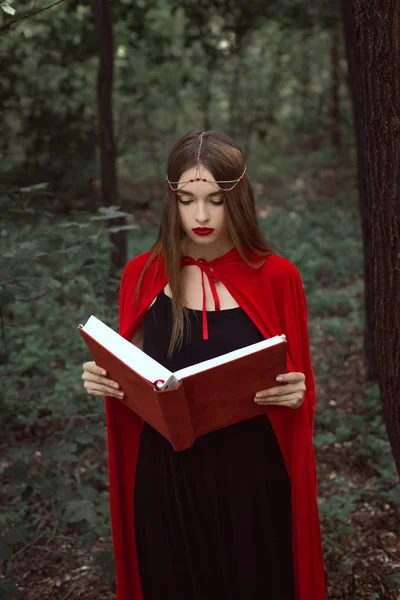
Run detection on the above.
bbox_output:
[318,477,362,532]
[0,192,139,592]
[94,549,117,584]
[0,0,350,188]
[315,384,397,485]
[0,580,18,600]
[315,382,398,560]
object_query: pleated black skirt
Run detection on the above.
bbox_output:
[134,291,295,599]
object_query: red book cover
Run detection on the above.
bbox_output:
[79,327,287,451]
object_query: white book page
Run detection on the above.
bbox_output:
[81,315,173,385]
[174,334,286,380]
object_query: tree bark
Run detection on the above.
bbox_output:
[352,0,400,476]
[92,0,126,278]
[331,28,341,149]
[341,0,377,381]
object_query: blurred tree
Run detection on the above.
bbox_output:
[351,0,400,476]
[92,0,126,276]
[341,0,377,381]
[330,27,341,150]
[0,0,350,189]
[0,1,99,189]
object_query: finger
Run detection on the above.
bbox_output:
[86,387,108,397]
[84,381,125,398]
[87,388,124,399]
[87,387,125,399]
[276,372,305,383]
[255,383,300,399]
[82,372,120,389]
[83,361,107,377]
[290,397,304,409]
[264,396,304,409]
[255,391,303,406]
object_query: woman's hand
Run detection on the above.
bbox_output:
[254,372,306,409]
[81,361,125,400]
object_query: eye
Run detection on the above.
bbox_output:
[210,199,223,206]
[178,198,193,205]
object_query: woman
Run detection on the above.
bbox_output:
[81,131,326,600]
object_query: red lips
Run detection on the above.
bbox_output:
[192,228,215,236]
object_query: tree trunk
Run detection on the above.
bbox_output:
[299,29,309,132]
[203,69,212,132]
[228,52,243,139]
[341,0,377,381]
[331,29,341,149]
[352,0,400,476]
[142,99,163,180]
[92,0,126,279]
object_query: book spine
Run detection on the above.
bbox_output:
[155,381,196,451]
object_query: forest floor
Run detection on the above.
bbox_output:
[3,171,400,600]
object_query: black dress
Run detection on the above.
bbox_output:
[134,290,295,600]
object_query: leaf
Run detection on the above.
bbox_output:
[74,431,92,445]
[387,572,400,589]
[313,432,336,448]
[21,485,34,501]
[0,579,18,600]
[90,206,128,220]
[94,550,116,583]
[0,542,12,560]
[337,524,355,536]
[64,500,95,524]
[97,500,110,517]
[19,182,49,193]
[387,485,400,504]
[106,224,140,233]
[2,525,28,545]
[0,287,16,307]
[39,277,62,290]
[9,276,61,300]
[55,485,78,504]
[1,4,16,15]
[58,222,80,228]
[79,486,99,502]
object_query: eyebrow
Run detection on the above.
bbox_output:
[176,190,222,198]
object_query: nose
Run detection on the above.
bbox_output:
[195,202,210,224]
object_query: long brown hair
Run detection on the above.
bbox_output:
[136,130,275,356]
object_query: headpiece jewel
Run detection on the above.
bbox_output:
[166,131,247,193]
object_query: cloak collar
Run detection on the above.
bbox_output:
[181,246,262,339]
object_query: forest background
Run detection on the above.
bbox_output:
[0,0,399,599]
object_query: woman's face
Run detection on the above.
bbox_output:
[177,165,231,257]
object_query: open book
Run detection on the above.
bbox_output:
[78,316,288,451]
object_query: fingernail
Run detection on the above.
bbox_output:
[276,375,284,381]
[101,370,107,376]
[114,383,119,389]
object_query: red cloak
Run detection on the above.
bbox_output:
[105,247,326,600]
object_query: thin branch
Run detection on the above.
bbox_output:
[28,545,71,557]
[10,533,44,560]
[0,0,66,35]
[0,307,7,358]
